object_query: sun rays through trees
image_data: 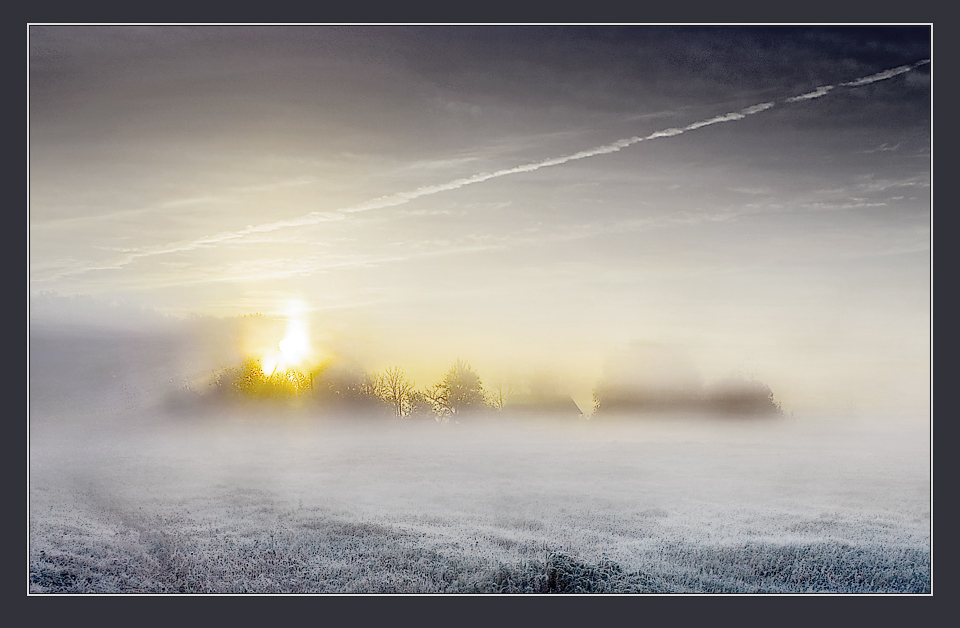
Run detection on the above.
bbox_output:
[204,354,496,422]
[183,326,781,423]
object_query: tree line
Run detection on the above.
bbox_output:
[209,357,490,421]
[592,377,781,416]
[185,353,780,420]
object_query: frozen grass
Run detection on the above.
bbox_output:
[29,405,930,594]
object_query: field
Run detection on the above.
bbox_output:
[28,26,932,596]
[29,398,930,594]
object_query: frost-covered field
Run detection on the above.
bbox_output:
[29,401,930,594]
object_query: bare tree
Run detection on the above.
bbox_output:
[379,365,414,417]
[405,389,435,419]
[486,374,514,411]
[423,382,452,421]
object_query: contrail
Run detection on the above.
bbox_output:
[842,62,924,87]
[786,86,835,103]
[68,59,931,275]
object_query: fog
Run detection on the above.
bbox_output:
[29,314,930,593]
[29,26,930,593]
[29,26,931,424]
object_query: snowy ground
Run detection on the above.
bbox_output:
[29,400,930,594]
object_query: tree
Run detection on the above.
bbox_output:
[433,359,488,418]
[227,357,309,400]
[405,389,435,420]
[486,374,514,411]
[310,361,389,415]
[703,378,781,416]
[379,366,415,418]
[592,343,704,414]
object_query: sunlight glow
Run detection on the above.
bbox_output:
[259,300,314,375]
[277,322,311,365]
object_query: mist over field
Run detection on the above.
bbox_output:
[29,25,931,594]
[28,316,930,594]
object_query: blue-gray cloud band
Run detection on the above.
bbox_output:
[38,58,931,282]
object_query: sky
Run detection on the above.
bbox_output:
[28,25,931,417]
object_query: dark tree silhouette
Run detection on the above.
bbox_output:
[378,366,415,417]
[703,378,781,416]
[593,374,781,417]
[592,342,705,414]
[225,357,310,400]
[433,359,487,418]
[310,361,390,415]
[405,389,435,420]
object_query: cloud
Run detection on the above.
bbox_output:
[860,143,901,154]
[786,86,835,102]
[31,177,317,231]
[841,62,922,87]
[855,175,929,193]
[51,59,929,281]
[805,201,889,211]
[226,176,317,194]
[739,103,776,115]
[784,58,928,103]
[137,205,769,290]
[78,102,776,269]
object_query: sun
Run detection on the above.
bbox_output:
[259,301,314,376]
[277,323,310,366]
